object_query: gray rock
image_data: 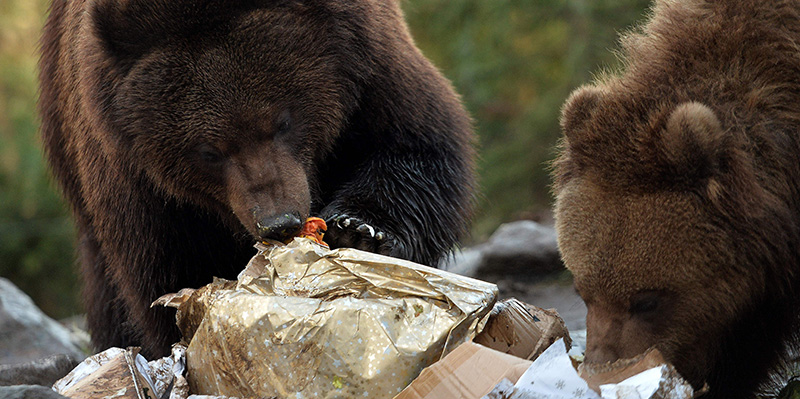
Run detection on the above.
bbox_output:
[0,354,80,387]
[443,220,562,277]
[478,221,562,275]
[442,221,587,332]
[0,385,67,399]
[0,278,86,365]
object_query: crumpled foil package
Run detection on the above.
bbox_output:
[52,345,188,399]
[159,238,499,399]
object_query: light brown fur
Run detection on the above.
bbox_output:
[553,1,800,397]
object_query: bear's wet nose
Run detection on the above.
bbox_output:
[256,212,303,242]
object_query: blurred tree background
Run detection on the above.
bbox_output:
[1,0,78,319]
[0,0,649,318]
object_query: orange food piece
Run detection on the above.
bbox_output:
[297,217,328,247]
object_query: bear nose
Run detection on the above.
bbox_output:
[256,212,303,242]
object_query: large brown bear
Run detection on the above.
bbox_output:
[553,0,800,397]
[39,0,476,358]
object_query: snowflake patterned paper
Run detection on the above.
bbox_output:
[512,338,600,399]
[481,338,694,399]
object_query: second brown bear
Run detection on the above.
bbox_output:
[554,0,800,397]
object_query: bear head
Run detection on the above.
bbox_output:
[81,0,378,240]
[553,86,795,389]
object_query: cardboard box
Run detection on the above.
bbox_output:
[474,298,572,360]
[394,341,532,399]
[396,299,573,399]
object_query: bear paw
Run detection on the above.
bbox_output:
[323,214,402,257]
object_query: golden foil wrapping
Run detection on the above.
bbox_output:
[165,238,498,399]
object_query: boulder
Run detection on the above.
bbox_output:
[0,385,68,399]
[0,354,80,387]
[0,277,86,382]
[443,221,562,278]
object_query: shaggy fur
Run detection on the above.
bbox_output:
[39,0,476,358]
[553,0,800,397]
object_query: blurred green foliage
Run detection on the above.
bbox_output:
[0,0,649,317]
[777,377,800,399]
[0,0,79,319]
[405,0,650,238]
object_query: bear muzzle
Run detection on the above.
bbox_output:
[256,211,304,242]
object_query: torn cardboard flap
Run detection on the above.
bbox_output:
[580,349,695,399]
[578,349,667,392]
[395,341,533,399]
[474,298,572,360]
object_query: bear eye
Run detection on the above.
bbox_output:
[276,110,292,135]
[629,291,662,315]
[198,144,225,164]
[278,119,290,133]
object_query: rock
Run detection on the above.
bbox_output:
[0,385,68,399]
[0,354,80,387]
[443,220,562,277]
[442,221,586,332]
[0,278,86,365]
[478,221,562,276]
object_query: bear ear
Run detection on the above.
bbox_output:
[661,102,727,180]
[90,0,167,62]
[560,86,604,144]
[90,1,275,62]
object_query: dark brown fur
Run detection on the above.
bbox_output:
[39,0,476,358]
[553,1,800,397]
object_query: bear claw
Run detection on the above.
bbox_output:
[323,213,397,256]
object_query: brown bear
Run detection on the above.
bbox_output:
[553,0,800,397]
[38,0,476,359]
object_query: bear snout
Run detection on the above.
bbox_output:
[584,341,622,365]
[256,211,304,242]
